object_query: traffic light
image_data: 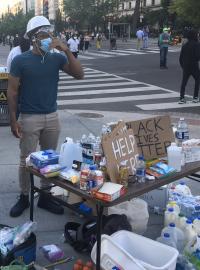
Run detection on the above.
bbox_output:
[43,0,49,18]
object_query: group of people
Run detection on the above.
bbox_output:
[136,26,150,50]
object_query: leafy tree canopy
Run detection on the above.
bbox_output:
[170,0,200,27]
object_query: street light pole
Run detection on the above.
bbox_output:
[25,0,28,14]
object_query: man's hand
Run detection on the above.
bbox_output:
[10,121,22,138]
[50,36,68,52]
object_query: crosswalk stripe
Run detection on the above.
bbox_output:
[78,54,95,59]
[115,49,145,55]
[59,81,143,90]
[137,100,200,110]
[60,73,113,80]
[81,51,111,57]
[96,50,129,56]
[58,77,125,85]
[57,93,179,105]
[57,86,163,97]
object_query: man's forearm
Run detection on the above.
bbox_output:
[63,49,84,79]
[7,92,18,123]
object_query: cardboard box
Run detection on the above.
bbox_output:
[91,182,126,202]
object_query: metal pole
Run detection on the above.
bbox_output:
[25,0,28,14]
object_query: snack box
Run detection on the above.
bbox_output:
[91,182,126,202]
[30,150,59,169]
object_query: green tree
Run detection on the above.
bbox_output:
[63,0,119,31]
[0,10,34,36]
[170,0,200,27]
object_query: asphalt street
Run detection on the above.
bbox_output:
[1,41,199,114]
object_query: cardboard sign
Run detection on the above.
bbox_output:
[102,121,139,182]
[126,115,174,160]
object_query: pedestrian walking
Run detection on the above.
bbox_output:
[7,15,84,218]
[67,34,80,58]
[84,33,90,52]
[136,28,144,50]
[96,33,102,50]
[143,26,149,49]
[179,30,200,104]
[79,34,84,53]
[159,28,171,69]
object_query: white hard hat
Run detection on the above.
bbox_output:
[24,16,51,39]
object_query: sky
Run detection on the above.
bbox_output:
[0,0,18,13]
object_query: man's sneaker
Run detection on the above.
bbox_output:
[37,193,64,215]
[178,98,186,104]
[192,97,199,103]
[10,194,30,217]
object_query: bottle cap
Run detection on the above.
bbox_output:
[180,117,185,121]
[138,155,144,160]
[72,164,78,170]
[186,219,192,224]
[164,233,170,238]
[168,208,174,212]
[178,213,184,217]
[180,181,185,185]
[169,223,175,227]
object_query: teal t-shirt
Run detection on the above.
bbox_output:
[10,50,67,114]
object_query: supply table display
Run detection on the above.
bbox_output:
[27,161,200,270]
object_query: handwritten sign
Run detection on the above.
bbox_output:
[126,115,174,160]
[102,121,139,182]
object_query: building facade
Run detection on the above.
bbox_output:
[118,0,161,17]
[35,0,64,21]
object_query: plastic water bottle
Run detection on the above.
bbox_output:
[135,155,146,183]
[164,207,178,226]
[156,233,177,248]
[174,182,192,196]
[162,223,185,252]
[166,201,180,215]
[177,213,187,231]
[193,217,200,235]
[176,118,189,146]
[184,219,197,245]
[167,142,182,172]
[59,137,83,169]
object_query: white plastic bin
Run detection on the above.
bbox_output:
[91,235,146,270]
[111,231,179,270]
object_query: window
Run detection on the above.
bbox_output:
[122,3,124,10]
[129,2,131,9]
[143,0,146,7]
[152,0,155,5]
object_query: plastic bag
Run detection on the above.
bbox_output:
[108,198,149,234]
[40,244,64,262]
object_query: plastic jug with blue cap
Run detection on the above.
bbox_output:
[59,137,82,170]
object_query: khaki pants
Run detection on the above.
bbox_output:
[18,112,60,195]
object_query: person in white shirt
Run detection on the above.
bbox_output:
[67,35,80,58]
[7,36,30,72]
[136,28,144,50]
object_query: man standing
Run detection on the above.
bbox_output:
[159,28,171,69]
[7,16,84,217]
[67,34,80,58]
[179,30,200,104]
[136,28,144,50]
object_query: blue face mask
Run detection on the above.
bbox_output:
[40,37,52,52]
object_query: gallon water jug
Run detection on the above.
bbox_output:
[156,233,177,249]
[174,182,192,196]
[162,223,185,252]
[193,217,200,235]
[59,137,83,170]
[184,235,200,255]
[166,201,180,215]
[184,219,197,245]
[164,207,178,227]
[167,142,182,172]
[177,213,187,231]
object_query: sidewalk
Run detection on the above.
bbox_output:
[1,109,200,269]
